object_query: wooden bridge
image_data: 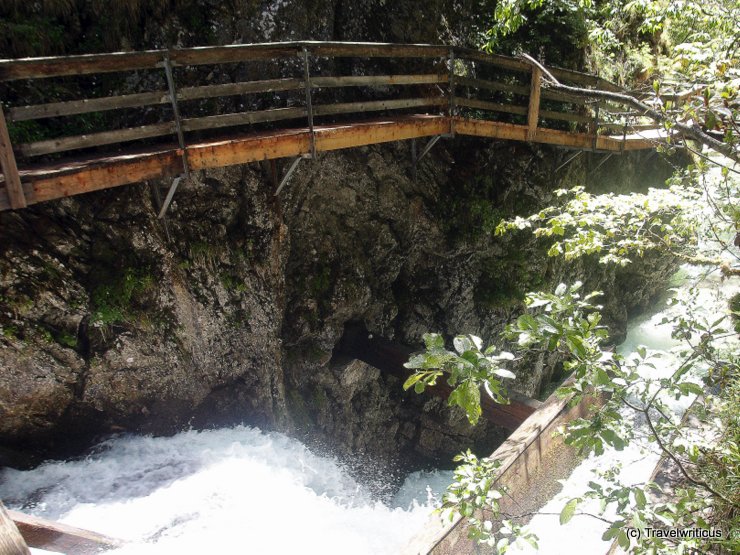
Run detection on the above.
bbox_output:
[0,41,671,212]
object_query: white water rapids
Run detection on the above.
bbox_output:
[0,425,453,554]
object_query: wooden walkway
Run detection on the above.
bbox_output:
[0,41,672,212]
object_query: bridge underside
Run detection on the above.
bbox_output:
[0,114,664,211]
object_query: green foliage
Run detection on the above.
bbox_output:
[410,273,739,553]
[91,268,156,327]
[56,330,78,349]
[2,324,19,340]
[483,0,593,66]
[404,333,515,425]
[495,184,701,266]
[440,450,538,552]
[486,0,592,49]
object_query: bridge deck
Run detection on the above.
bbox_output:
[0,115,659,211]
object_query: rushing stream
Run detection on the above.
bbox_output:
[0,425,452,554]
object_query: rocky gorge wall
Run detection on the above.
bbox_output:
[0,137,678,475]
[0,0,681,475]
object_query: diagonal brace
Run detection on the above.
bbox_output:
[274,156,305,196]
[591,152,614,173]
[555,150,582,173]
[158,174,184,219]
[417,135,442,163]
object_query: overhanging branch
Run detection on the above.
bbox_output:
[520,54,740,164]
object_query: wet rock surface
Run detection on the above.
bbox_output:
[0,136,677,471]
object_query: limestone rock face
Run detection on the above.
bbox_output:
[0,167,290,457]
[0,135,678,470]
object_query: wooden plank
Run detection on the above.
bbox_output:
[9,510,122,554]
[189,115,449,170]
[177,78,305,101]
[314,114,449,152]
[188,130,311,170]
[541,89,591,105]
[0,50,163,81]
[169,44,299,66]
[312,97,446,117]
[307,42,448,58]
[453,47,530,72]
[421,381,607,555]
[18,122,174,157]
[24,148,184,206]
[181,107,307,133]
[600,123,659,132]
[456,76,528,96]
[0,502,30,555]
[8,90,170,122]
[539,108,592,124]
[454,97,528,116]
[527,67,542,141]
[311,74,448,88]
[9,116,447,209]
[453,117,635,151]
[0,106,26,209]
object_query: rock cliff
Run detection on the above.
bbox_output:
[0,0,680,474]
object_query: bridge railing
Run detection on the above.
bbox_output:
[0,42,663,209]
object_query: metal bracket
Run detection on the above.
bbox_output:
[448,47,456,137]
[274,156,306,196]
[591,104,600,152]
[417,135,442,162]
[410,134,445,181]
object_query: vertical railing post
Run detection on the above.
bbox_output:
[591,103,600,151]
[302,47,316,159]
[621,113,631,154]
[163,52,189,176]
[527,66,542,142]
[448,47,456,136]
[0,104,27,209]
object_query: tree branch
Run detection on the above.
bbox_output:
[520,54,740,164]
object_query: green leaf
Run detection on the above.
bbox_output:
[517,314,537,330]
[423,333,445,350]
[560,498,579,525]
[602,526,619,541]
[403,372,424,390]
[403,354,428,369]
[594,367,611,386]
[453,336,474,355]
[493,368,516,379]
[634,488,647,510]
[617,530,630,550]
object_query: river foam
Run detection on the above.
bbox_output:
[0,425,451,554]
